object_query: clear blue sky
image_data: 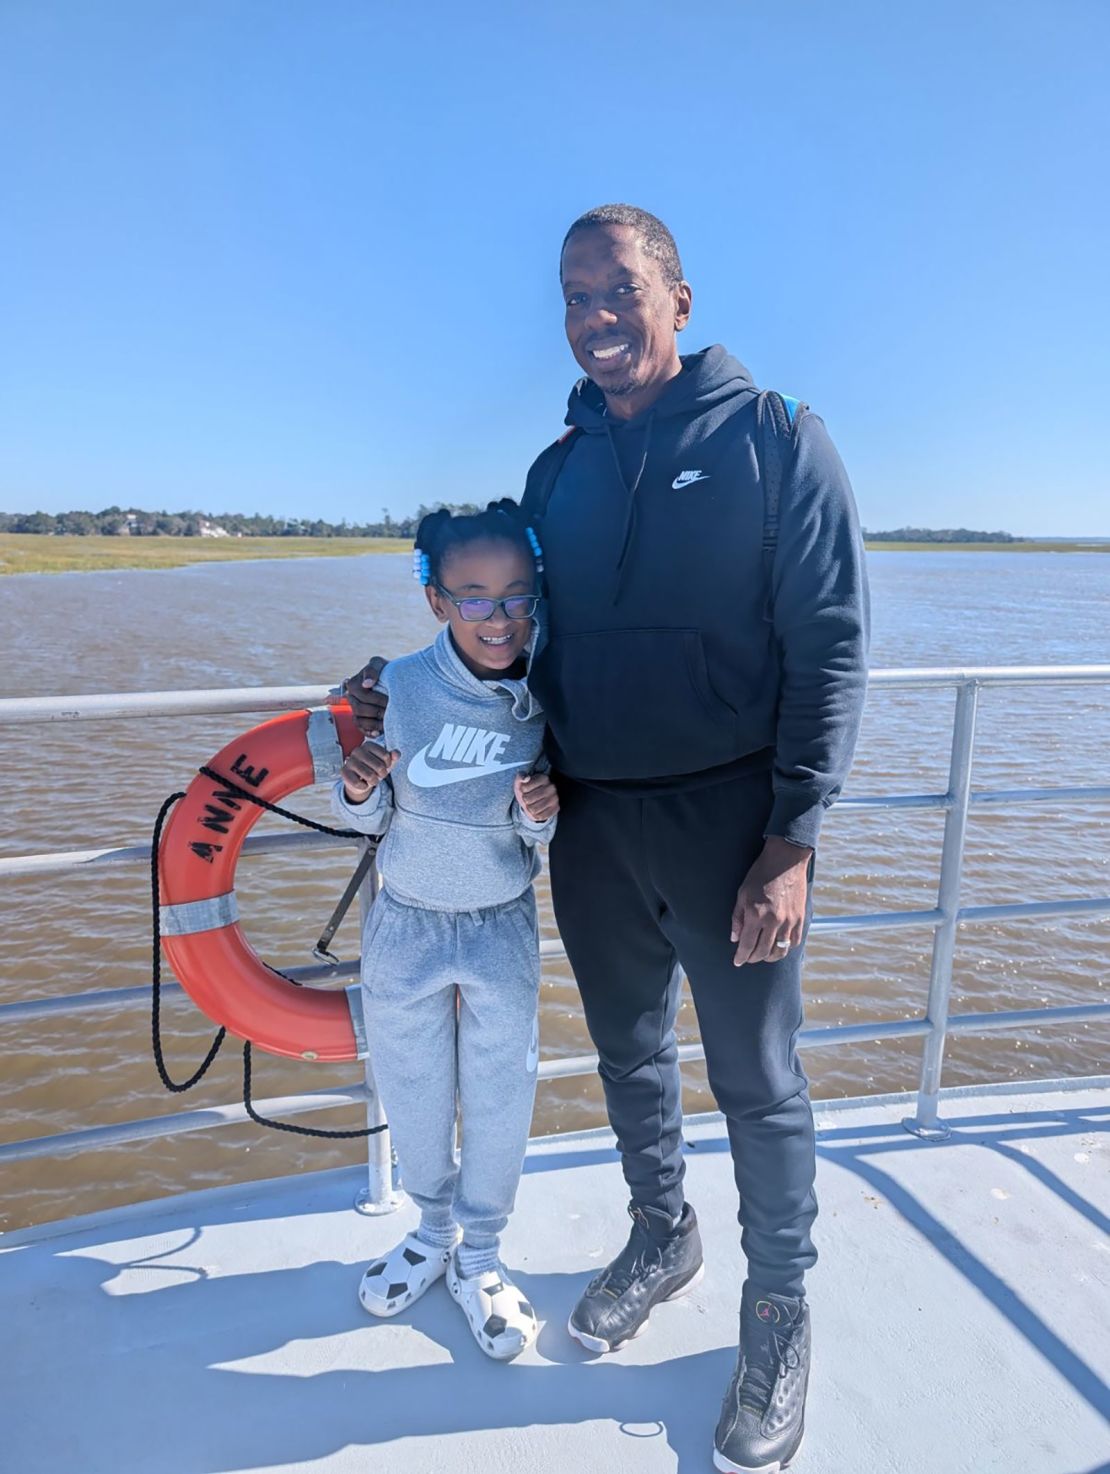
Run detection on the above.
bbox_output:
[2,0,1107,535]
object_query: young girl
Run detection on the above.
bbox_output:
[332,500,558,1361]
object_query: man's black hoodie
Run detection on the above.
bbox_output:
[526,345,870,851]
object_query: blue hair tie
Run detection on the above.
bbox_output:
[526,526,544,573]
[412,549,432,585]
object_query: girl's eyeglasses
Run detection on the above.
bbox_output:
[436,586,541,623]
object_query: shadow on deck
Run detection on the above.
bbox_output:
[2,1080,1107,1473]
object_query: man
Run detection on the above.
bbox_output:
[348,204,868,1473]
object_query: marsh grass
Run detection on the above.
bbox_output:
[0,533,411,575]
[1,532,1105,576]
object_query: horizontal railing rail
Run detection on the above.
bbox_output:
[3,663,1109,729]
[6,900,1110,1034]
[7,782,1110,882]
[1,666,1108,1197]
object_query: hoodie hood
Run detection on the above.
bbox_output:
[565,345,757,433]
[429,626,540,721]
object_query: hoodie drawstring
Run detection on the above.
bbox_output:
[606,413,655,604]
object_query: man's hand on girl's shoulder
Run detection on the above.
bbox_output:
[515,772,559,823]
[343,656,390,736]
[341,739,398,804]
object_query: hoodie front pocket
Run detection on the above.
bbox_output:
[543,628,745,780]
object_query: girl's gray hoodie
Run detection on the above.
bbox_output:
[331,627,554,912]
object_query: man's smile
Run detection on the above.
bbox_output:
[589,340,632,363]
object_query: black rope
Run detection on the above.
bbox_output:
[197,765,362,840]
[150,790,227,1092]
[150,763,387,1139]
[242,1041,387,1139]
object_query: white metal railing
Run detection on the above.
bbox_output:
[1,666,1108,1212]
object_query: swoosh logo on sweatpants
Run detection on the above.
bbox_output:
[525,1018,539,1073]
[407,745,529,788]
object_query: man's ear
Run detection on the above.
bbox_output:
[674,280,693,333]
[425,584,449,623]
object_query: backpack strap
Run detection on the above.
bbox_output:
[521,427,581,522]
[757,390,805,619]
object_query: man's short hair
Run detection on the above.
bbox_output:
[561,204,684,288]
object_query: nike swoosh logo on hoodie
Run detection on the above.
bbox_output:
[407,745,529,788]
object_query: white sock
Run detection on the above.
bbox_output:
[417,1215,458,1251]
[457,1240,501,1278]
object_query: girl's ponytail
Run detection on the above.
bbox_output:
[485,497,522,520]
[485,500,544,573]
[412,507,453,585]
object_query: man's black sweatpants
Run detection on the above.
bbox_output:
[549,768,817,1298]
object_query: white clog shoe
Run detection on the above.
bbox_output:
[446,1254,539,1361]
[358,1231,456,1318]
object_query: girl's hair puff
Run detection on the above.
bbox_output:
[413,499,544,586]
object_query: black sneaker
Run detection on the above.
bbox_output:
[567,1201,703,1353]
[713,1285,811,1472]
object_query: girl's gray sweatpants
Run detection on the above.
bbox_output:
[362,886,541,1268]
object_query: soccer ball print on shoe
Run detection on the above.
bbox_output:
[447,1254,539,1361]
[358,1231,457,1318]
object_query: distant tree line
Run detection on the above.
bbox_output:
[0,507,1024,544]
[0,504,485,538]
[862,526,1022,543]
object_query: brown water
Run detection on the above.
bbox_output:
[1,551,1108,1231]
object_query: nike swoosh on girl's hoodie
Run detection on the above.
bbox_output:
[332,627,555,911]
[527,344,870,851]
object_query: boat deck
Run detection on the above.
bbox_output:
[2,1080,1108,1474]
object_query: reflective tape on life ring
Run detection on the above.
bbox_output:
[160,891,240,936]
[157,704,367,1062]
[306,707,346,783]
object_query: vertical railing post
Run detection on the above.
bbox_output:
[353,845,403,1215]
[904,680,980,1139]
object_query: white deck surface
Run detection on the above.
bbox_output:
[2,1080,1108,1474]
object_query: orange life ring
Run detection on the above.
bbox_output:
[158,705,365,1062]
